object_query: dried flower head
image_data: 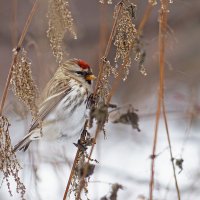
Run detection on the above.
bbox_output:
[97,58,118,102]
[0,115,26,199]
[69,130,95,199]
[113,2,137,81]
[134,37,147,76]
[47,0,77,63]
[10,49,39,119]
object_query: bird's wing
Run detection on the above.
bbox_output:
[29,78,71,132]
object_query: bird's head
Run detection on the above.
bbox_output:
[61,58,96,86]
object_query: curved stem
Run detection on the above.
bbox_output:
[0,0,39,115]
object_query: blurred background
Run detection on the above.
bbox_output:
[0,0,200,199]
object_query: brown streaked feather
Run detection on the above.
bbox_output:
[29,74,72,132]
[29,87,71,132]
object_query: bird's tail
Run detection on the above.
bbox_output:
[13,133,32,152]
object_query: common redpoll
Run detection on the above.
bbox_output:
[14,58,96,152]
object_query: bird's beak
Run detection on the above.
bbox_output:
[85,74,96,81]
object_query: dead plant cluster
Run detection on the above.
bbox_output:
[0,116,26,199]
[11,49,39,119]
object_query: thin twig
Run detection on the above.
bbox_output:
[63,4,123,199]
[107,1,154,104]
[149,1,167,199]
[11,0,18,47]
[63,1,154,199]
[162,103,181,200]
[149,85,162,200]
[62,120,88,200]
[149,1,181,200]
[76,125,100,200]
[0,0,39,115]
[62,148,81,200]
[94,2,123,96]
[138,3,153,36]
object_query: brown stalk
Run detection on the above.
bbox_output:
[62,120,89,200]
[76,125,100,200]
[162,103,181,200]
[107,1,153,104]
[94,1,123,96]
[149,3,165,197]
[72,1,155,198]
[149,1,180,200]
[63,1,154,199]
[11,0,18,47]
[138,3,153,36]
[0,0,39,115]
[76,1,155,197]
[62,3,123,199]
[62,145,81,200]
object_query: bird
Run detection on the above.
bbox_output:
[13,58,96,152]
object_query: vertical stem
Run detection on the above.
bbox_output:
[63,149,80,200]
[0,0,39,115]
[149,1,168,199]
[11,0,18,47]
[94,2,123,95]
[76,125,100,200]
[162,103,181,200]
[138,3,153,36]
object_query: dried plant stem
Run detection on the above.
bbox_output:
[149,1,180,200]
[62,4,123,199]
[107,1,153,103]
[149,88,162,200]
[94,2,123,95]
[137,3,153,35]
[63,120,89,200]
[63,148,81,200]
[162,103,181,200]
[0,0,39,115]
[76,125,101,200]
[11,0,18,46]
[64,1,154,199]
[106,53,129,104]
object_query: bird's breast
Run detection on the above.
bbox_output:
[42,84,89,140]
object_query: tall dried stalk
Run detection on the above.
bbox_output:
[149,1,180,200]
[63,2,124,199]
[0,0,39,115]
[63,1,152,199]
[0,1,39,198]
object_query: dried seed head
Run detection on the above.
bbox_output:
[69,130,95,199]
[97,58,118,102]
[47,0,77,63]
[11,49,39,119]
[0,116,26,199]
[134,37,147,76]
[114,3,137,81]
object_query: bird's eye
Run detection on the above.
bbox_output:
[75,71,87,76]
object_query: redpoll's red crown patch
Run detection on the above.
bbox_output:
[77,60,90,69]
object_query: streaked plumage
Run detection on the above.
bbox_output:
[14,58,95,152]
